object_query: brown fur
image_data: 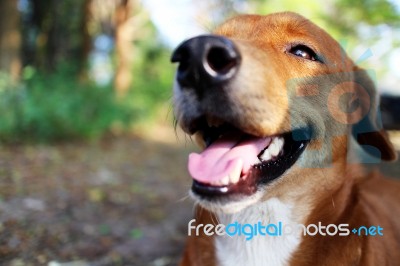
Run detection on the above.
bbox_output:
[175,12,400,265]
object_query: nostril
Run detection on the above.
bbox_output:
[206,46,238,75]
[171,35,241,88]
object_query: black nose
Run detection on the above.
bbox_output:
[171,35,241,89]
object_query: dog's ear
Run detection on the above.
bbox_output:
[352,67,397,161]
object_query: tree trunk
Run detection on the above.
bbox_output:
[114,0,135,97]
[0,0,21,83]
[80,0,93,81]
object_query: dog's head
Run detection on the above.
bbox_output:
[171,12,397,213]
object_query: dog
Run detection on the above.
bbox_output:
[171,12,400,266]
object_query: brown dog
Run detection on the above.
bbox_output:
[171,12,400,266]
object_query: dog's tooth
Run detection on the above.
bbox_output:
[260,149,272,161]
[229,162,242,184]
[276,137,284,153]
[221,175,230,185]
[268,139,280,157]
[230,174,240,184]
[253,157,261,165]
[269,137,284,157]
[258,137,284,162]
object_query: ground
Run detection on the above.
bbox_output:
[0,128,399,266]
[0,126,197,266]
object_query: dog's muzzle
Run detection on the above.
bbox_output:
[171,35,310,200]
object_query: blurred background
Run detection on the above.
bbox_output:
[0,0,399,265]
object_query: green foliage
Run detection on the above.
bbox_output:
[335,0,400,26]
[0,66,133,143]
[250,0,324,19]
[129,31,175,123]
[249,0,400,36]
[0,40,175,144]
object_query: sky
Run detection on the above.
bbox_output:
[143,0,207,48]
[143,0,400,95]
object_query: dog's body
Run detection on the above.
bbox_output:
[171,12,400,265]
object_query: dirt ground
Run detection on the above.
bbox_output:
[0,129,399,266]
[0,127,197,266]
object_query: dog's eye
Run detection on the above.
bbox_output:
[289,45,318,61]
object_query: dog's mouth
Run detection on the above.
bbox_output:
[187,116,311,199]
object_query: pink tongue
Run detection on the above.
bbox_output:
[188,132,272,184]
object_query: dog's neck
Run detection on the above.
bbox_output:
[214,197,305,266]
[213,164,361,266]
